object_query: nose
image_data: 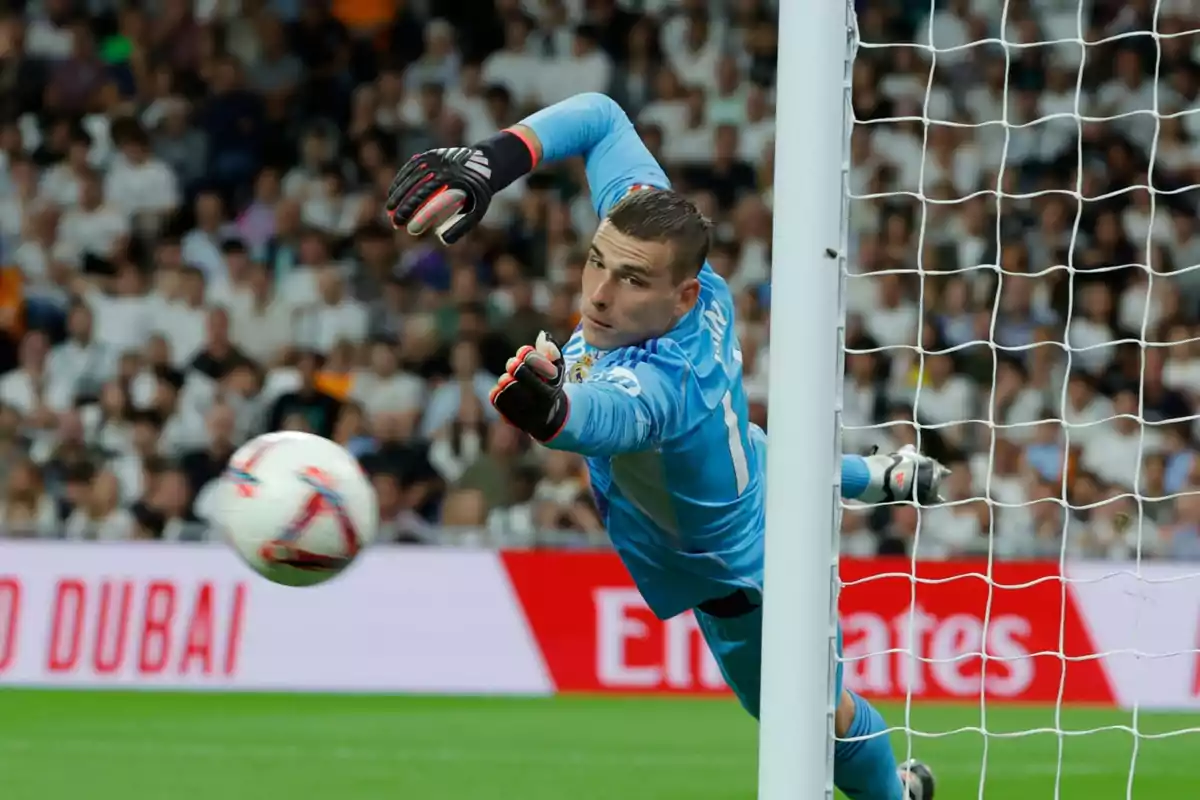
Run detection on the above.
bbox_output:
[589,276,613,311]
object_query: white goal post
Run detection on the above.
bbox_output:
[762,0,1200,798]
[758,0,851,797]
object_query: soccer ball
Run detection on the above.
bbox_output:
[214,431,379,587]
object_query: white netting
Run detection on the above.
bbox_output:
[839,0,1200,795]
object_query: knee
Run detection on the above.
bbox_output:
[834,689,857,738]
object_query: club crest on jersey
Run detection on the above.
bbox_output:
[626,183,657,197]
[568,352,595,383]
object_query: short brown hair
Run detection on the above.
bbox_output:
[606,189,712,281]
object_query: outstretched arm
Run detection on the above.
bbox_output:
[487,333,685,458]
[548,356,683,457]
[513,92,670,216]
[388,94,665,243]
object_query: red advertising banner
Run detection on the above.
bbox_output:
[502,553,1120,703]
[503,550,728,695]
[837,559,1114,703]
[2,543,1198,709]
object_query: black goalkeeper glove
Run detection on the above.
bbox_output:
[489,331,570,443]
[386,130,535,245]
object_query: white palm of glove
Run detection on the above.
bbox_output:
[858,444,950,505]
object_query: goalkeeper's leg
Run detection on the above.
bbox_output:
[833,626,936,800]
[696,612,935,800]
[834,689,905,799]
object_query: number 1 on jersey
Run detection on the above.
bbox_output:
[721,390,750,496]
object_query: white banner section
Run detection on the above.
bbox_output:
[0,542,552,693]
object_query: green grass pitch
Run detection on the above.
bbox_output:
[0,691,1196,798]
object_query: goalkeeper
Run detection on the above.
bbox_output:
[388,93,941,800]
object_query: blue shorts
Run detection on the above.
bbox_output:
[695,608,844,720]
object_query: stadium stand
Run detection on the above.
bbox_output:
[0,0,1198,560]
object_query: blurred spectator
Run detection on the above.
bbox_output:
[296,264,369,352]
[266,350,342,439]
[44,22,107,117]
[405,18,460,92]
[539,25,612,106]
[105,122,180,224]
[230,260,294,366]
[420,341,497,438]
[533,450,602,541]
[664,7,723,88]
[2,458,57,537]
[58,169,128,266]
[64,468,133,541]
[181,190,231,279]
[448,419,526,522]
[352,338,424,420]
[482,15,542,108]
[0,0,1197,559]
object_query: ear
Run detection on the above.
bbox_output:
[675,276,701,318]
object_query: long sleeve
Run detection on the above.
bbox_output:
[520,92,670,217]
[546,350,685,457]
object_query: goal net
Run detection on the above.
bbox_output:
[838,0,1200,795]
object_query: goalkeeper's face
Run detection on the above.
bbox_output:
[581,221,701,349]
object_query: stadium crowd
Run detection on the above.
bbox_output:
[0,0,1199,560]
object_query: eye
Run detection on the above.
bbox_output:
[623,275,647,288]
[587,254,604,270]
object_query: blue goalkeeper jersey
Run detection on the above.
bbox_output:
[523,94,766,619]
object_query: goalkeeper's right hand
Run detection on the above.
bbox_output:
[860,445,949,505]
[489,331,570,443]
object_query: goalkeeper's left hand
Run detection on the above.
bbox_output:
[861,444,949,505]
[489,331,569,443]
[385,147,495,244]
[386,129,537,245]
